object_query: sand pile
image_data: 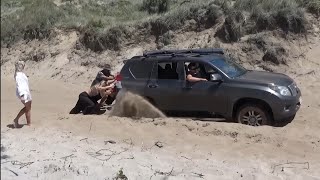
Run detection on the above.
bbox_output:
[110,90,166,119]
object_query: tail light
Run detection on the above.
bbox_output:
[115,72,122,81]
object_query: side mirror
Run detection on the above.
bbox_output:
[210,73,223,82]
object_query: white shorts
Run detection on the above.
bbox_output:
[20,93,32,103]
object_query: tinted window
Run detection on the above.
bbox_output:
[129,61,153,79]
[184,62,214,79]
[210,58,247,78]
[203,63,216,74]
[158,62,179,80]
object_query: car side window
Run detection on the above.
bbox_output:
[157,62,179,80]
[203,63,216,74]
[129,61,153,79]
[184,62,215,79]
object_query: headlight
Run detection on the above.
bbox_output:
[269,84,292,96]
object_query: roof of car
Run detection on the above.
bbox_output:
[143,48,224,56]
[129,48,226,62]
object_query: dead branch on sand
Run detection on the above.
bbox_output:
[154,167,174,176]
[147,166,174,180]
[271,161,310,173]
[192,172,205,178]
[139,164,154,170]
[60,154,76,160]
[296,70,316,77]
[118,156,134,160]
[3,168,18,176]
[154,141,164,148]
[181,156,192,161]
[80,138,88,141]
[105,140,117,145]
[142,141,165,151]
[86,148,129,162]
[1,160,34,169]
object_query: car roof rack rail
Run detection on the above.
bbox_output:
[143,48,224,57]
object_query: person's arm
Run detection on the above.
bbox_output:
[102,75,115,81]
[98,89,113,106]
[186,74,207,82]
[97,72,114,81]
[97,82,115,91]
[106,78,116,85]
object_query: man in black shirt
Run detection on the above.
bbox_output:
[90,68,116,107]
[186,63,208,83]
[91,68,115,87]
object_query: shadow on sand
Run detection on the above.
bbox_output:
[165,111,292,127]
[6,124,24,129]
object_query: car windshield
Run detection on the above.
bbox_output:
[210,57,247,78]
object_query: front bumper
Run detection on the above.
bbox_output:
[272,94,301,121]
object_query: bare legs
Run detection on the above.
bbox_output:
[14,101,32,127]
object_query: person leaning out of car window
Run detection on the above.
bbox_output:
[186,63,208,83]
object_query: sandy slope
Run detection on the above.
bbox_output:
[1,39,320,179]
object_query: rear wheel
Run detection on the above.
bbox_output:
[236,104,270,126]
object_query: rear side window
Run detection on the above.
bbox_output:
[129,61,153,79]
[157,61,179,80]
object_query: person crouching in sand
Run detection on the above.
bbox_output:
[69,80,115,115]
[13,61,32,128]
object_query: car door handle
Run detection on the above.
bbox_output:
[148,84,158,88]
[183,86,192,90]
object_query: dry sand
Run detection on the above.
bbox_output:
[1,36,320,179]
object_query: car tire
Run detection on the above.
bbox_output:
[236,104,270,126]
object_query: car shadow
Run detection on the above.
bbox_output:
[165,111,228,122]
[273,120,292,127]
[165,111,292,127]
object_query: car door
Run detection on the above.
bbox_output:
[181,61,228,114]
[144,60,185,111]
[121,60,155,95]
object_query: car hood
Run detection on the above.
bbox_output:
[235,70,293,86]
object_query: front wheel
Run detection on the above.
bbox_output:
[236,104,271,126]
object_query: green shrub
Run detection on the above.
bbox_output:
[274,8,306,33]
[141,0,170,14]
[80,25,131,51]
[300,0,320,16]
[149,18,170,36]
[215,11,246,42]
[232,0,307,33]
[0,0,314,48]
[1,0,63,46]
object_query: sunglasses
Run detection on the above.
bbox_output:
[190,67,199,70]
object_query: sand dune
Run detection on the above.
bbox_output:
[1,34,320,179]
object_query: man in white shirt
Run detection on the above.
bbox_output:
[13,61,32,128]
